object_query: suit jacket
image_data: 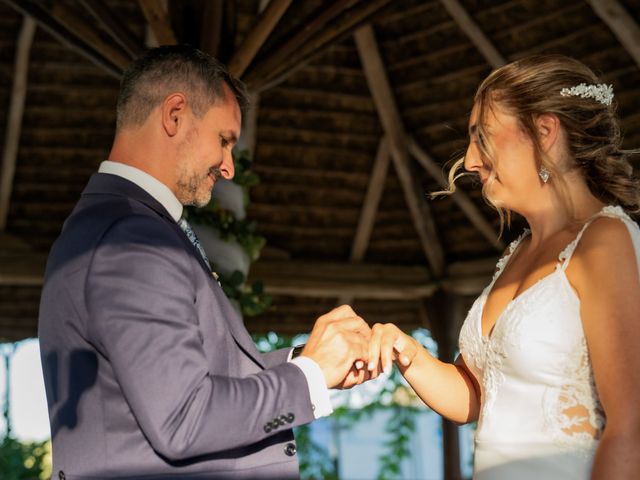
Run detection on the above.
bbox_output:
[38,173,316,479]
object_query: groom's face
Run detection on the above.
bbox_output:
[175,85,241,207]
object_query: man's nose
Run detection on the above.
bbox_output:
[220,149,235,180]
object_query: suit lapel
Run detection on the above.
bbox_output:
[84,174,266,369]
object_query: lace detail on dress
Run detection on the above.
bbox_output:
[558,205,633,270]
[492,229,530,282]
[459,230,531,424]
[478,285,542,423]
[542,336,605,452]
[557,237,579,270]
[600,205,630,221]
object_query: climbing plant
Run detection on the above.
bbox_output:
[253,330,435,479]
[185,149,272,317]
[0,343,51,479]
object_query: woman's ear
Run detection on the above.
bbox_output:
[161,93,187,137]
[535,113,560,153]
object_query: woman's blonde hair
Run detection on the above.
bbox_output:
[440,54,640,232]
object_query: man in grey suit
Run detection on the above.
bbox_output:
[38,45,371,479]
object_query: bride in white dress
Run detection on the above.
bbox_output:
[366,55,640,479]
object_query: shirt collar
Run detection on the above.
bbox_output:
[98,160,183,222]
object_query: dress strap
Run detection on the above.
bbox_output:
[558,205,632,271]
[490,229,530,286]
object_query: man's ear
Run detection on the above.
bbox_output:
[161,93,188,137]
[535,113,560,153]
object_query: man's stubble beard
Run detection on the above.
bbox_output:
[176,169,212,207]
[175,162,222,208]
[175,129,219,208]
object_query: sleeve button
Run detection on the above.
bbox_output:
[284,442,297,456]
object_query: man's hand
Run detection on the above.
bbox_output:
[300,305,371,388]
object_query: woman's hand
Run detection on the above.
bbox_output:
[367,323,419,378]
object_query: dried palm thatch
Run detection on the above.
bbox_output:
[0,0,639,343]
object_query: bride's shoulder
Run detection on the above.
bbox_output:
[570,214,639,288]
[577,214,635,253]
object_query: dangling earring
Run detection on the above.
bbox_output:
[539,166,550,183]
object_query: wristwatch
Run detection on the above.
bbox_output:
[291,344,305,358]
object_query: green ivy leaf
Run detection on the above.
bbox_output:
[229,270,245,287]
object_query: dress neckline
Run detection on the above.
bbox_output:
[478,268,569,340]
[478,205,628,340]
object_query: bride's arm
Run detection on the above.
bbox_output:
[570,217,640,480]
[367,323,481,424]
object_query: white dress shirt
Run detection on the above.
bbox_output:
[98,160,333,418]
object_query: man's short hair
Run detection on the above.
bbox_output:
[116,45,249,131]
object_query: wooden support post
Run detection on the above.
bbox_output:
[238,92,260,155]
[0,16,35,231]
[355,24,445,277]
[427,293,466,480]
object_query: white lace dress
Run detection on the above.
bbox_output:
[459,206,640,479]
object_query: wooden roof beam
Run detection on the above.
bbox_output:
[407,137,504,251]
[350,136,390,261]
[439,0,506,68]
[244,0,359,88]
[138,0,177,45]
[228,0,292,78]
[2,0,121,77]
[248,259,496,299]
[0,250,496,298]
[245,0,393,92]
[50,1,131,70]
[79,0,144,59]
[0,16,35,231]
[587,0,640,69]
[355,24,446,277]
[338,136,391,305]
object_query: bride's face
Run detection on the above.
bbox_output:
[464,101,541,211]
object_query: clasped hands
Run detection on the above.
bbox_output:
[300,305,418,389]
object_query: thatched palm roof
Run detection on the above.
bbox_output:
[1,0,639,343]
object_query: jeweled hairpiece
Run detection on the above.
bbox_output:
[559,83,614,106]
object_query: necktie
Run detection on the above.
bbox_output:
[177,218,210,267]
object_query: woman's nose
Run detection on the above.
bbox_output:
[464,143,481,172]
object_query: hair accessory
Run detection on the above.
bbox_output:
[539,166,550,184]
[559,83,613,106]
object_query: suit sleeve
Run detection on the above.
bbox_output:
[261,348,293,368]
[86,215,315,460]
